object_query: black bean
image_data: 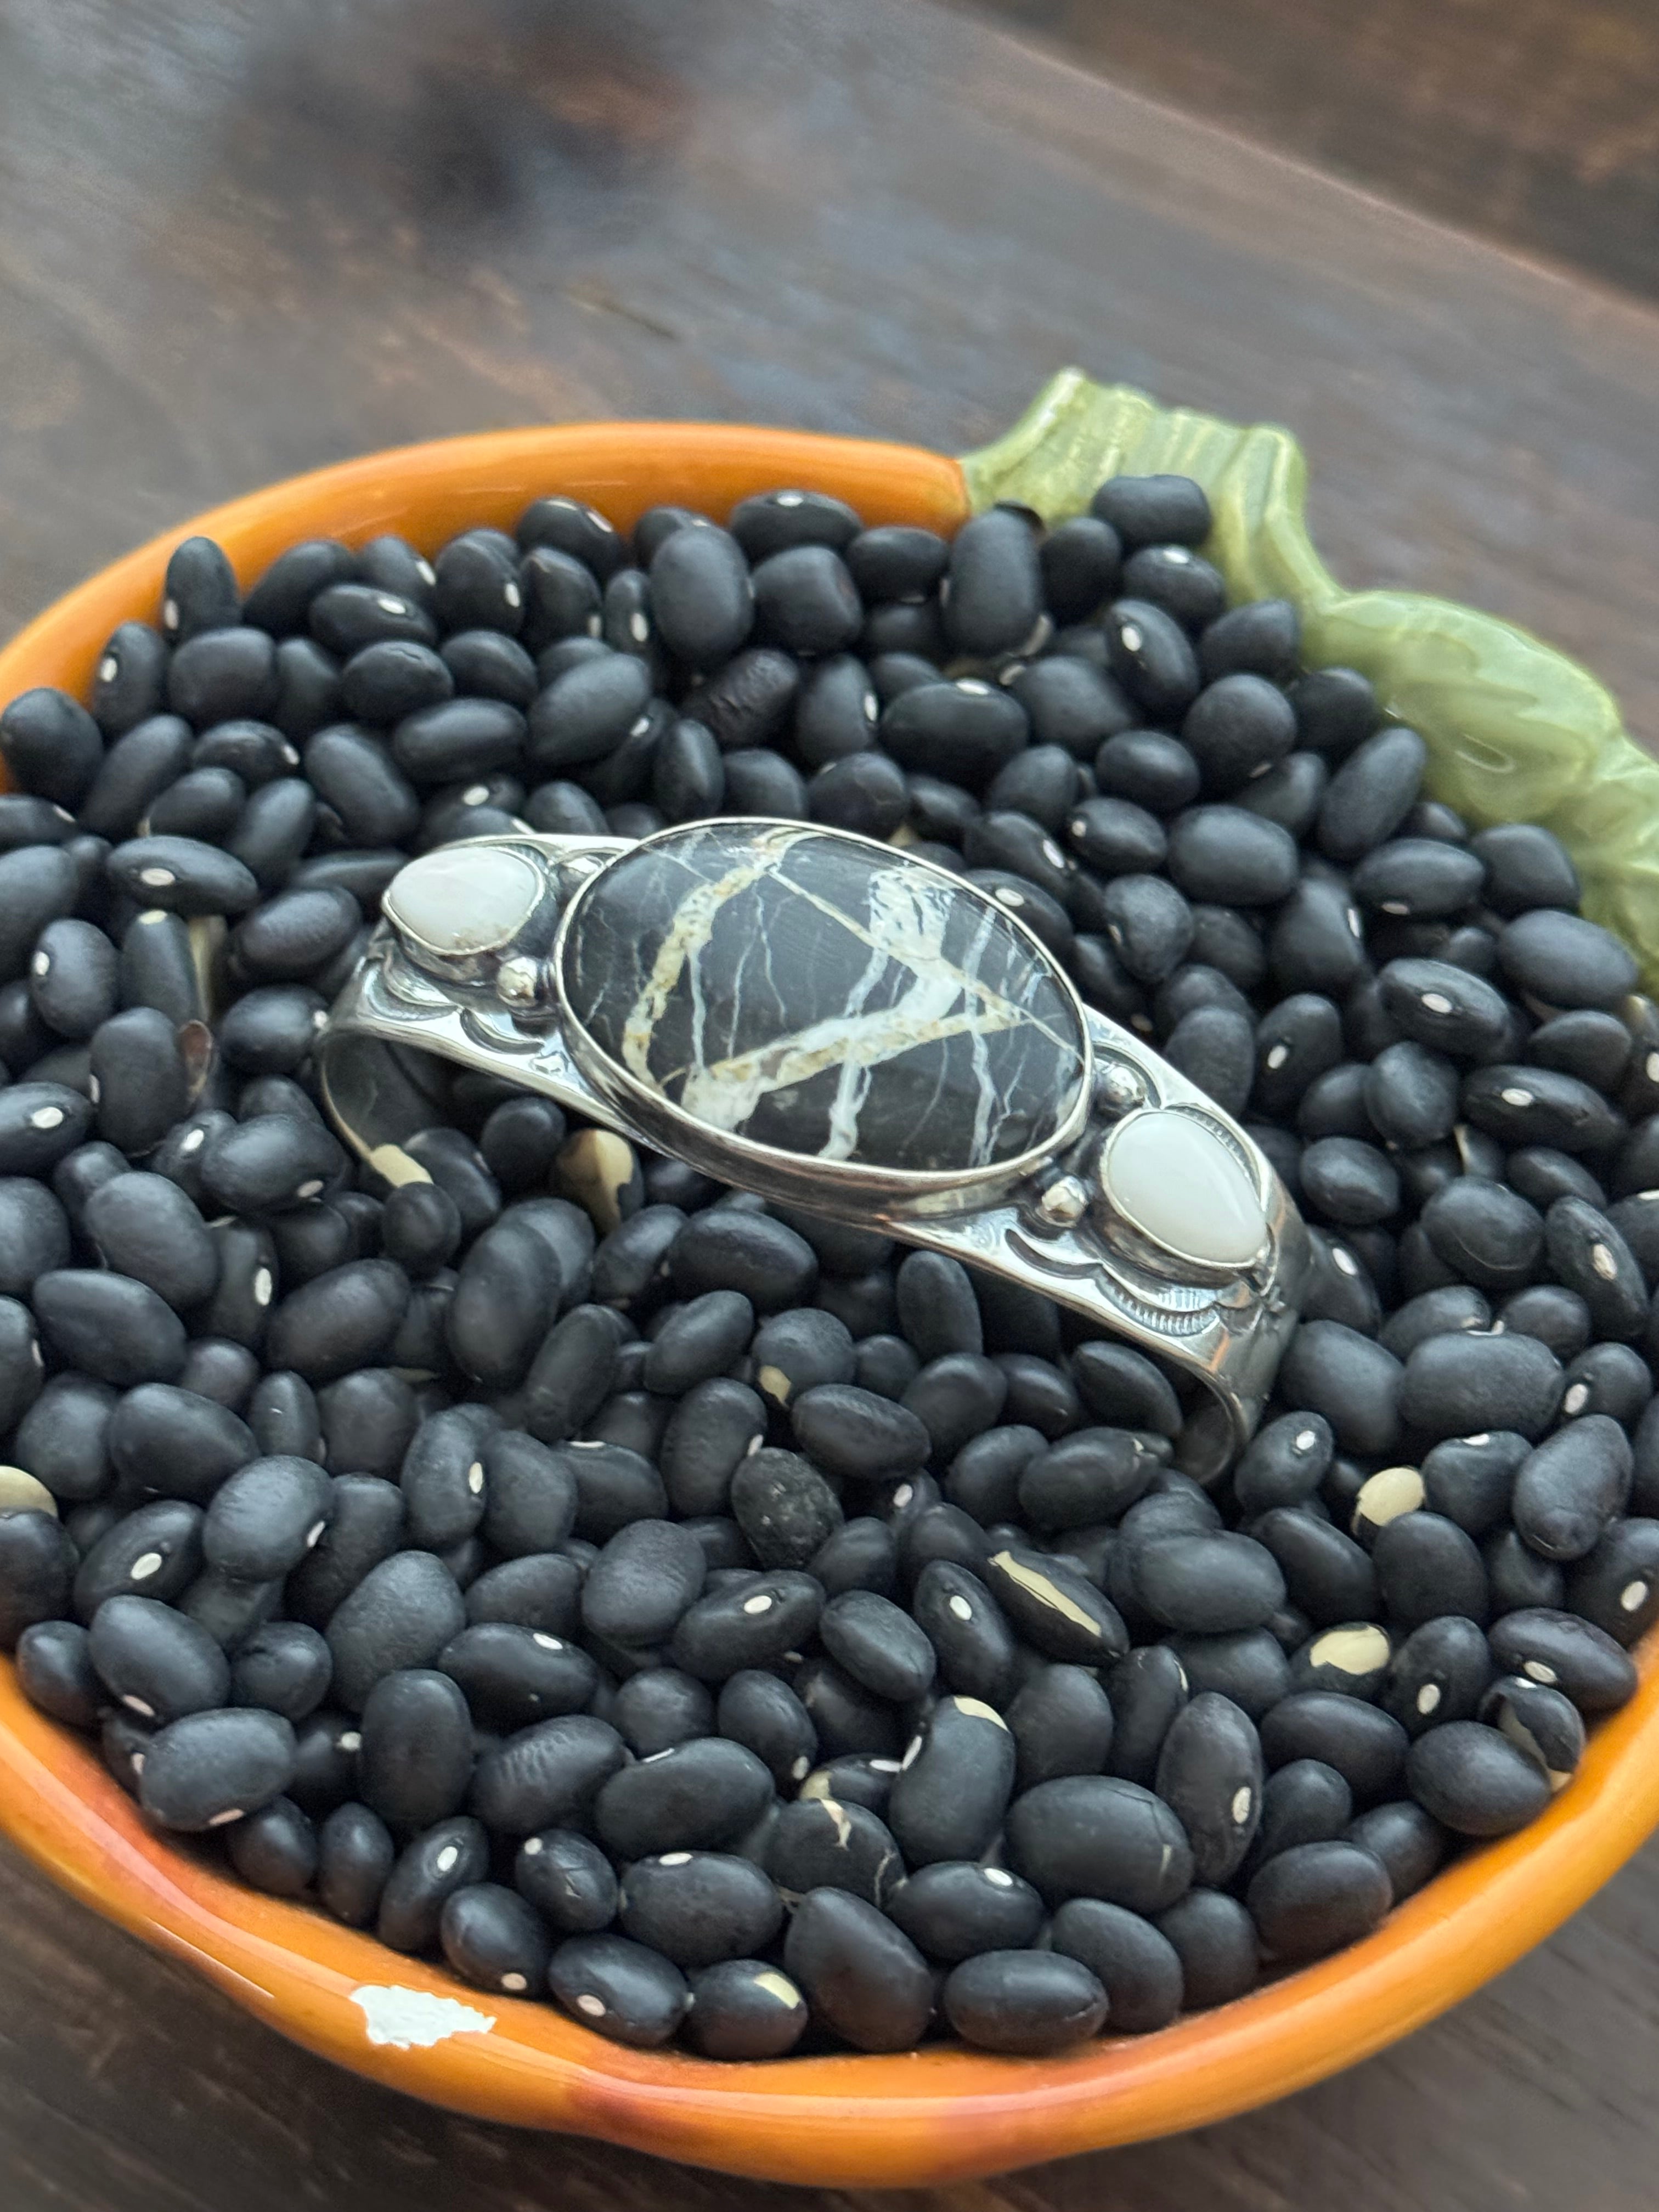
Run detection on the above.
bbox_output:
[639,524,749,671]
[437,1622,594,1733]
[261,1259,409,1386]
[782,1887,933,2052]
[1150,1888,1259,2007]
[29,916,116,1041]
[338,636,457,728]
[1008,657,1136,761]
[709,1669,815,1791]
[1378,1614,1492,1736]
[228,1800,322,1898]
[432,1883,551,2001]
[1494,907,1638,1012]
[879,678,1028,789]
[16,1617,102,1729]
[1404,1719,1552,1836]
[1176,675,1295,797]
[1506,1415,1630,1566]
[1007,1773,1192,1912]
[1485,1527,1566,1615]
[1266,876,1367,998]
[590,1732,772,1859]
[89,1587,231,1727]
[246,1369,324,1466]
[1542,1197,1647,1341]
[1369,1506,1487,1627]
[198,1453,332,1584]
[106,1383,255,1505]
[14,1372,114,1506]
[2,685,106,811]
[1122,542,1226,629]
[704,744,801,818]
[1486,1606,1638,1713]
[1049,1897,1187,2039]
[746,544,860,658]
[356,1666,474,1833]
[1566,1518,1659,1644]
[1451,821,1571,920]
[376,1814,490,1951]
[836,525,945,609]
[1160,803,1300,907]
[314,1803,396,1926]
[743,1311,851,1413]
[1234,1412,1333,1516]
[1344,1800,1446,1903]
[225,1620,332,1723]
[30,1267,185,1388]
[526,654,652,774]
[647,1379,765,1521]
[1419,1431,1528,1537]
[883,1694,1013,1867]
[989,1664,1109,1792]
[1313,724,1425,862]
[1244,1757,1353,1876]
[1418,1178,1543,1291]
[766,1792,902,1908]
[727,1447,841,1570]
[936,1948,1105,2056]
[1246,1838,1391,1962]
[577,1519,705,1648]
[1352,836,1484,919]
[1480,1673,1585,1788]
[614,1849,782,1974]
[324,1549,466,1711]
[1397,1327,1563,1443]
[1091,475,1210,551]
[1276,1322,1401,1457]
[1566,1336,1654,1424]
[0,794,78,853]
[466,1712,628,1838]
[139,1706,296,1832]
[667,1568,823,1681]
[668,1209,817,1314]
[984,745,1079,836]
[506,1829,617,1937]
[1260,1691,1408,1803]
[1463,1063,1624,1156]
[1092,869,1192,985]
[802,1591,930,1707]
[1248,1510,1375,1630]
[935,507,1040,657]
[1298,1137,1400,1230]
[0,1508,78,1649]
[1127,1532,1284,1637]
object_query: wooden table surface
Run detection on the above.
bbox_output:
[4,2,1659,2204]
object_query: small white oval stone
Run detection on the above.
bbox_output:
[1102,1111,1267,1268]
[386,845,543,958]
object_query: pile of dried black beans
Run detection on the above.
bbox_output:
[0,471,1654,2063]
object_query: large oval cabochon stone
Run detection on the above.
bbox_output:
[561,822,1087,1172]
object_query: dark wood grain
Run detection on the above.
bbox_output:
[5,1,1659,2205]
[951,0,1659,304]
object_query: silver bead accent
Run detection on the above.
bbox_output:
[1095,1060,1148,1114]
[496,956,543,1007]
[1036,1176,1088,1226]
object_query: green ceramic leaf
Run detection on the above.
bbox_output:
[962,368,1659,989]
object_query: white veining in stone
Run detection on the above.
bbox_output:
[386,845,543,957]
[350,1985,496,2049]
[1102,1110,1267,1269]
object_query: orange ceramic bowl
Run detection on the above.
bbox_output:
[2,419,1658,2189]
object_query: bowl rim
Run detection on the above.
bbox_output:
[2,415,1657,2190]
